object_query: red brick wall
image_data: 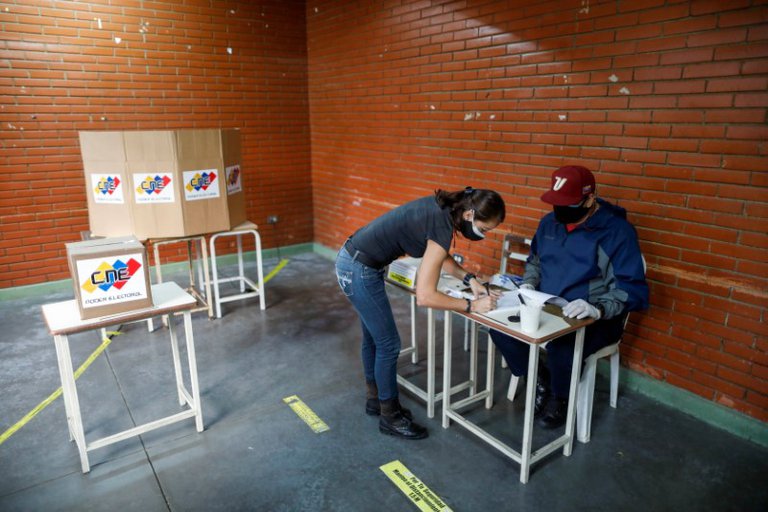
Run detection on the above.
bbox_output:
[308,0,768,421]
[0,0,311,285]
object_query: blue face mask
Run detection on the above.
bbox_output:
[460,211,485,241]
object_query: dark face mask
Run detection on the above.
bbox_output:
[553,200,590,224]
[460,215,485,241]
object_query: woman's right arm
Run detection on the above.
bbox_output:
[416,240,496,313]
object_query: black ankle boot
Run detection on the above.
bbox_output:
[379,398,428,440]
[534,366,551,418]
[538,396,568,429]
[364,382,412,419]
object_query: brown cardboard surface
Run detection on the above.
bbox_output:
[222,128,247,227]
[79,131,132,238]
[176,129,230,235]
[78,129,247,240]
[125,131,184,240]
[66,237,153,320]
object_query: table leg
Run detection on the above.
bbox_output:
[254,230,266,310]
[186,240,195,290]
[199,237,213,319]
[53,335,75,442]
[564,326,584,456]
[469,321,478,396]
[426,307,435,419]
[210,235,222,319]
[410,295,418,364]
[485,334,495,409]
[148,242,164,332]
[520,344,541,484]
[236,234,245,293]
[167,314,185,406]
[54,334,90,473]
[441,310,452,429]
[183,311,204,432]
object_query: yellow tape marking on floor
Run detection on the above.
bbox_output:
[380,460,453,512]
[264,258,289,284]
[0,259,292,447]
[283,395,330,433]
[0,331,122,446]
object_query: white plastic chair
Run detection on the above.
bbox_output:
[503,333,620,443]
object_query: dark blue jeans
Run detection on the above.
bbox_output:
[489,314,626,398]
[335,247,401,401]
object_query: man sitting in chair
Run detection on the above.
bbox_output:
[490,165,649,428]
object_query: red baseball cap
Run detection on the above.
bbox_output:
[540,165,596,206]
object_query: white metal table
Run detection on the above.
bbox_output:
[41,281,204,473]
[209,220,265,317]
[441,304,593,483]
[388,274,483,419]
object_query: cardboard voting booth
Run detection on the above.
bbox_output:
[79,129,246,240]
[66,237,153,320]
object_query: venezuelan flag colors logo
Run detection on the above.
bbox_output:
[133,173,175,203]
[226,164,242,195]
[81,258,142,294]
[137,175,172,195]
[183,169,220,201]
[95,176,120,195]
[185,171,217,192]
[90,174,125,203]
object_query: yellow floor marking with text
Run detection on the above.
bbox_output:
[380,460,453,512]
[283,395,330,433]
[0,259,291,447]
[0,331,121,446]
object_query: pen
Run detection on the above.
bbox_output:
[484,282,490,296]
[518,292,527,306]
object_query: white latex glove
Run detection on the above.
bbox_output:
[519,283,535,291]
[562,299,601,320]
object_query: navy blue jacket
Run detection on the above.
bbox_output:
[523,198,649,320]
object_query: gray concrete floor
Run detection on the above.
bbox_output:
[0,252,766,511]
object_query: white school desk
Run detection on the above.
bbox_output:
[441,304,594,484]
[41,281,203,473]
[388,274,482,419]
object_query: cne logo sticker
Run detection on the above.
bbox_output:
[225,165,242,195]
[183,169,220,201]
[76,253,149,308]
[133,173,175,203]
[90,174,124,204]
[81,258,141,294]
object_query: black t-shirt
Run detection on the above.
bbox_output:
[350,195,455,265]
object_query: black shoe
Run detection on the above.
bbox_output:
[366,398,413,420]
[538,397,568,429]
[379,411,428,440]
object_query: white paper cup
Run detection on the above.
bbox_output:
[520,303,542,334]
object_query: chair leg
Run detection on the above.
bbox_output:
[577,357,598,444]
[610,350,620,408]
[507,374,520,402]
